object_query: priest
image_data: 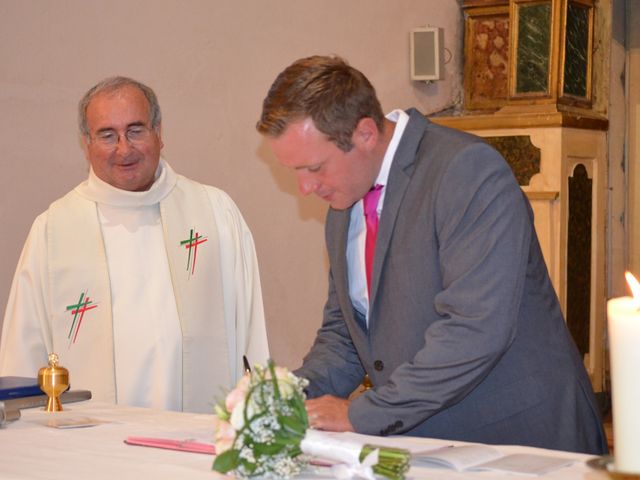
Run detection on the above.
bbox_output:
[0,76,269,413]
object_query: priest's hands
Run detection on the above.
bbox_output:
[305,395,354,432]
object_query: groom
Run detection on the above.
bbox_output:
[256,55,607,454]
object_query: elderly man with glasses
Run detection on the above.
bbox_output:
[0,77,269,413]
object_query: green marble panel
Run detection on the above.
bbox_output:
[563,2,590,98]
[483,135,540,186]
[515,2,551,94]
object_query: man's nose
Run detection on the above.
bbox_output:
[297,175,319,196]
[115,134,133,155]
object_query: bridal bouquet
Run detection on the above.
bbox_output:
[212,361,411,480]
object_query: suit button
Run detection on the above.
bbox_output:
[374,360,384,371]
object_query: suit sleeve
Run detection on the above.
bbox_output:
[349,143,532,434]
[294,266,365,399]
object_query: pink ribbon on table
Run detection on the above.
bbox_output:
[124,436,215,455]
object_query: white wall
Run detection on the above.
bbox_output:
[0,0,463,369]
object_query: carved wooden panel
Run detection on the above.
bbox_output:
[464,4,510,110]
[483,135,541,185]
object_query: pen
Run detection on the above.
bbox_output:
[243,355,251,373]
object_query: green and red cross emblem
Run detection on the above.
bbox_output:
[66,291,98,345]
[180,228,208,277]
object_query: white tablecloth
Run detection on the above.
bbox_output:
[0,401,608,480]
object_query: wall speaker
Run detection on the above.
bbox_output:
[410,27,444,81]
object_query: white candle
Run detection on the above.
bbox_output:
[607,272,640,473]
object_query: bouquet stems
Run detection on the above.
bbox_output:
[301,430,411,480]
[360,444,411,480]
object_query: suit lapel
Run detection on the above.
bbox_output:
[369,110,429,309]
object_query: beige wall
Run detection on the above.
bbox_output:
[628,4,640,280]
[608,0,627,298]
[0,1,463,369]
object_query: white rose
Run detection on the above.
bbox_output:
[230,398,246,430]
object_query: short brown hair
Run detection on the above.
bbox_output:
[256,56,384,152]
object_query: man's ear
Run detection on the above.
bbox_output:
[155,123,164,149]
[80,135,91,160]
[352,117,379,151]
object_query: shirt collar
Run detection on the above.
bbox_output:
[74,158,178,207]
[374,109,410,187]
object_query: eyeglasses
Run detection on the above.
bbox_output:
[91,125,155,148]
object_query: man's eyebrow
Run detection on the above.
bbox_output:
[95,126,116,134]
[126,121,147,128]
[95,121,146,134]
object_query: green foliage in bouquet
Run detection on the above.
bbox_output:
[213,361,309,478]
[212,360,411,480]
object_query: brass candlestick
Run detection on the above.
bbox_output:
[38,353,69,412]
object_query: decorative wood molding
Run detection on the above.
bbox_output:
[524,190,560,201]
[429,110,608,131]
[463,0,508,8]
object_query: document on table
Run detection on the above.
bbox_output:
[412,444,575,476]
[323,433,575,475]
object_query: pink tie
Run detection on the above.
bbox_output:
[363,184,383,296]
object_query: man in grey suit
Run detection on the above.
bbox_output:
[257,56,607,454]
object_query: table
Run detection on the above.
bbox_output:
[0,401,609,480]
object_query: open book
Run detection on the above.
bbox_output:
[413,444,575,476]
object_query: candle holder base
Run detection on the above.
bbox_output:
[587,456,640,479]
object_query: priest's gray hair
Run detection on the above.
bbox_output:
[78,76,162,137]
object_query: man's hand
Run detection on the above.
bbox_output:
[305,395,354,432]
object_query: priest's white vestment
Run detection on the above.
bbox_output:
[0,160,269,413]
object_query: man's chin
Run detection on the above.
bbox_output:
[329,199,356,211]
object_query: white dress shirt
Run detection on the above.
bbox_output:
[347,109,409,323]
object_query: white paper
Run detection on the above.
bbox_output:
[43,416,110,429]
[413,444,574,476]
[472,453,575,476]
[413,445,501,470]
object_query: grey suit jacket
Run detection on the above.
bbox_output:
[296,109,607,454]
